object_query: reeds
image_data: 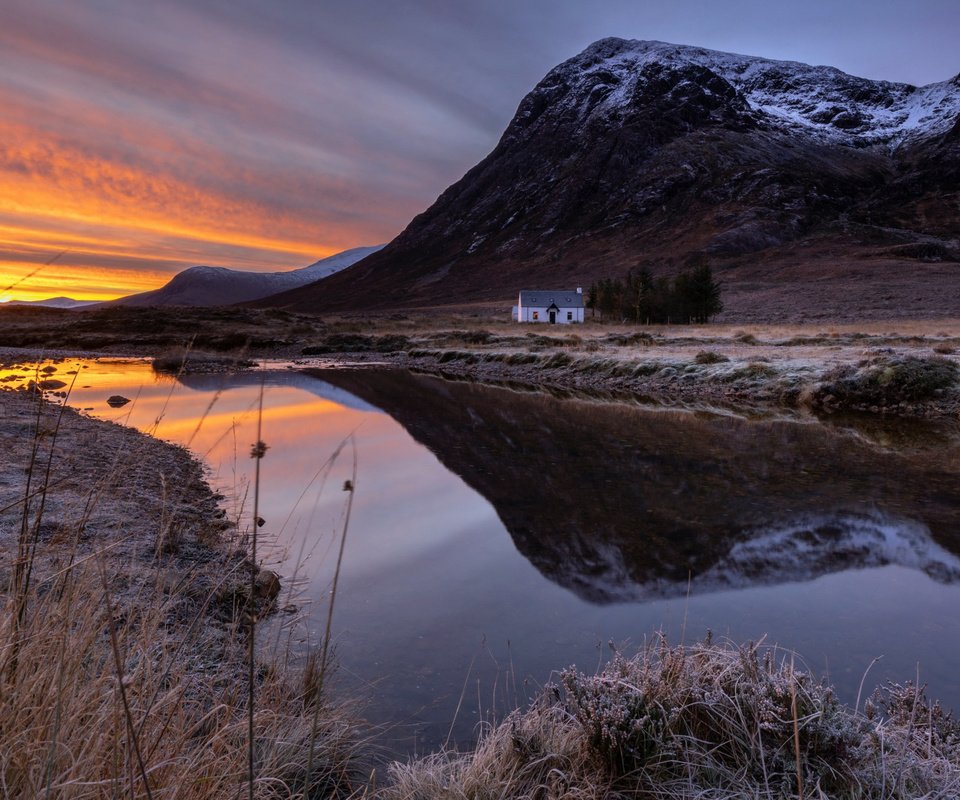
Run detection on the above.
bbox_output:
[0,385,365,798]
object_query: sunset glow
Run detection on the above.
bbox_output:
[0,1,479,302]
[1,1,955,303]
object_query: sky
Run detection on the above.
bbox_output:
[1,0,958,301]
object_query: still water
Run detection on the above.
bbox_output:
[6,357,960,756]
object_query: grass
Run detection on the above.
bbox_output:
[5,352,960,798]
[693,350,730,365]
[0,381,367,798]
[815,356,959,410]
[382,638,960,800]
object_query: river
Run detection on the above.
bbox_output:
[5,356,960,758]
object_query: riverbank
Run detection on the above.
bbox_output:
[0,384,364,797]
[4,349,960,797]
[294,320,960,419]
[3,305,959,419]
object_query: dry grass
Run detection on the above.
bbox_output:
[0,386,367,799]
[1,562,363,799]
[5,350,960,799]
[381,638,960,800]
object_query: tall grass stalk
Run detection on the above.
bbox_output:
[304,437,357,796]
[97,556,154,800]
[1,379,364,799]
[248,379,267,800]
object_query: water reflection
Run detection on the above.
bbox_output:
[5,358,960,755]
[317,369,960,602]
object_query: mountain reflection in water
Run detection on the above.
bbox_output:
[25,357,959,754]
[315,368,960,603]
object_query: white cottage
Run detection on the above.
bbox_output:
[513,288,584,324]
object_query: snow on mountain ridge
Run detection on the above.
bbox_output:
[564,512,960,604]
[113,244,384,307]
[550,38,960,147]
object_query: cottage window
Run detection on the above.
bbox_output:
[567,312,573,320]
[532,311,539,320]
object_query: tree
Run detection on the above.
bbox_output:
[683,263,723,323]
[586,282,598,318]
[598,277,623,320]
[626,267,654,324]
[586,261,722,325]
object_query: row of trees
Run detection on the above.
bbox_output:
[586,262,723,324]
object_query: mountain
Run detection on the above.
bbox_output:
[113,245,383,308]
[259,40,960,321]
[4,296,97,309]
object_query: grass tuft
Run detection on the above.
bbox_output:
[694,350,730,365]
[816,356,959,409]
[381,639,960,800]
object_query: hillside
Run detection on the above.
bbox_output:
[4,296,96,309]
[259,40,960,321]
[113,245,382,308]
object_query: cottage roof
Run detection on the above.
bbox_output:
[518,290,583,308]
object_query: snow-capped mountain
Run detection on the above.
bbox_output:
[557,513,960,604]
[535,40,960,149]
[114,245,383,308]
[262,39,960,321]
[5,296,97,309]
[318,368,960,605]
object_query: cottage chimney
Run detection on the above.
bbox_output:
[576,286,582,294]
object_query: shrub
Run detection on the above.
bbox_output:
[542,352,573,369]
[816,356,958,408]
[694,350,730,364]
[608,331,654,347]
[724,361,777,382]
[506,352,540,366]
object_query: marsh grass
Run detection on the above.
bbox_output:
[0,381,367,798]
[815,356,959,410]
[6,353,960,799]
[382,638,960,800]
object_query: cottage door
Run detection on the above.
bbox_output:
[549,310,556,323]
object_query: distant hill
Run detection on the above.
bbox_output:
[5,296,97,309]
[257,39,960,321]
[112,245,383,308]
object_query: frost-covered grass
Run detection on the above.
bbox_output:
[0,388,367,799]
[381,639,960,800]
[815,356,959,410]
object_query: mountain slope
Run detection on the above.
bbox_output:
[113,245,383,308]
[260,40,960,320]
[5,297,97,309]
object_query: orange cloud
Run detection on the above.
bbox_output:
[0,108,388,301]
[1,260,168,302]
[0,6,461,304]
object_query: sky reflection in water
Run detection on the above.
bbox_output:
[8,357,960,756]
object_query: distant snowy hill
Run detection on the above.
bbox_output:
[113,245,383,308]
[5,296,97,309]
